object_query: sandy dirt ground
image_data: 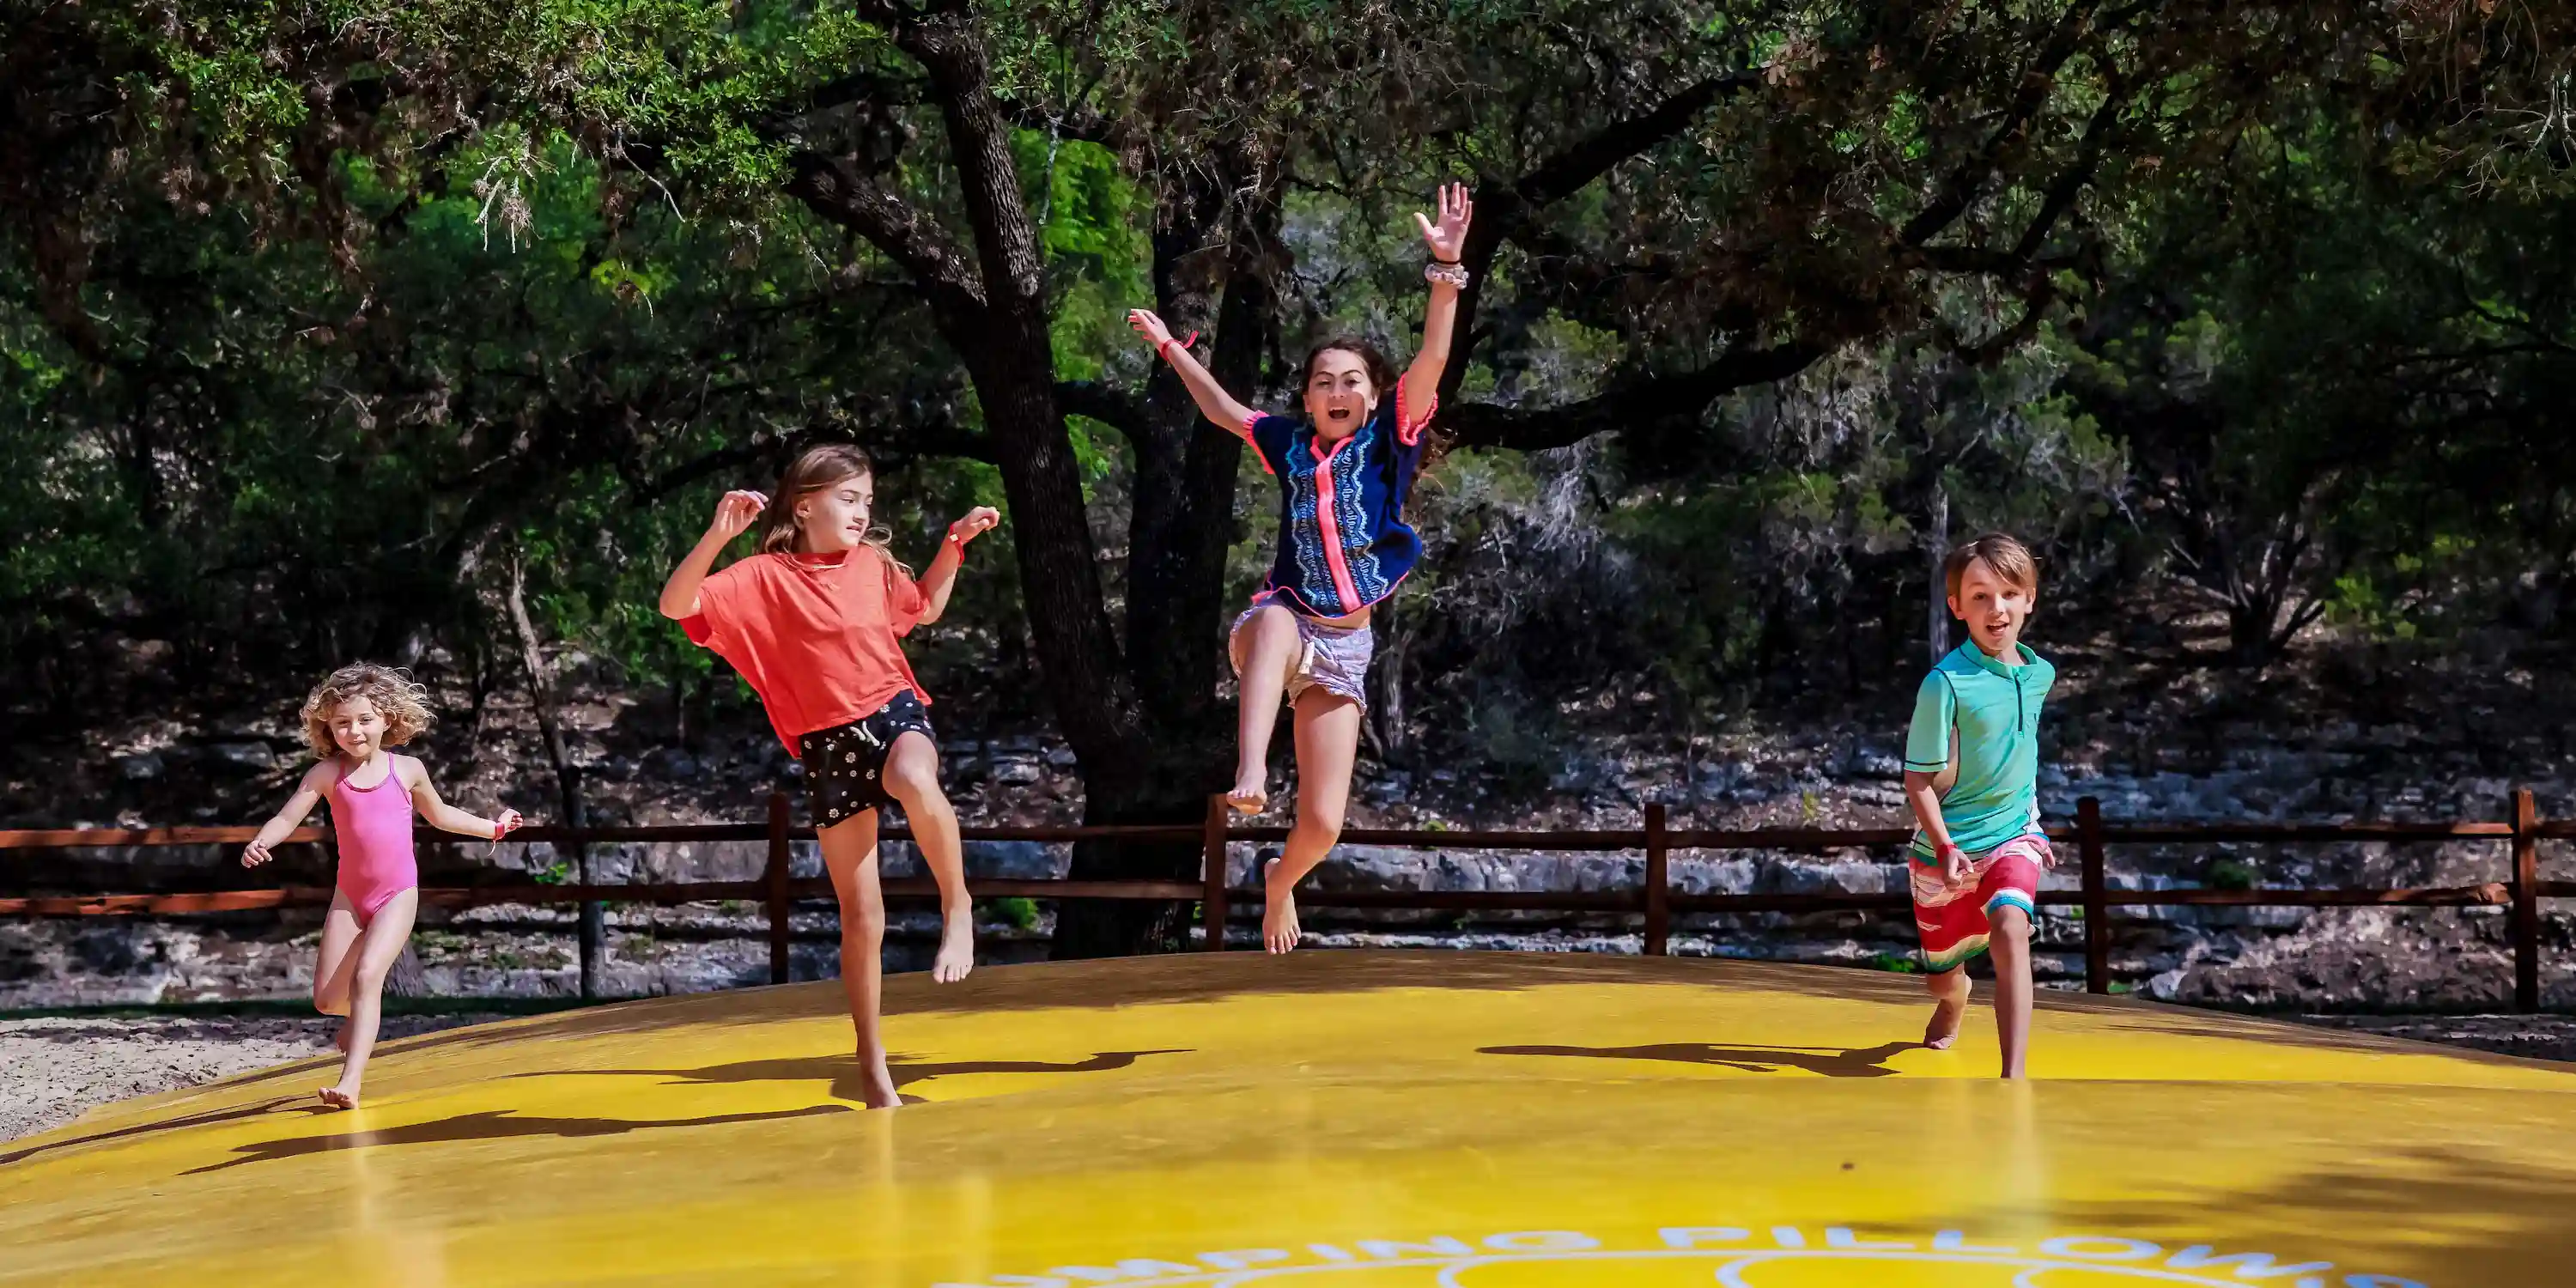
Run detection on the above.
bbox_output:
[4,1011,2573,1145]
[0,1014,510,1143]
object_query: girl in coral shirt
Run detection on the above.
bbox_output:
[659,445,999,1108]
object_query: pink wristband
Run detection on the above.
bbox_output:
[1157,331,1200,363]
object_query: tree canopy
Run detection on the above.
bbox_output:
[7,0,2574,951]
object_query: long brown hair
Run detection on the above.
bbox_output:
[752,444,908,573]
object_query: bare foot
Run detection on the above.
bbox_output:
[1226,767,1268,816]
[1924,994,1967,1050]
[857,1057,902,1109]
[932,906,975,984]
[317,1084,359,1111]
[1262,858,1301,954]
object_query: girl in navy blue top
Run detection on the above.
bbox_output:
[1129,184,1473,953]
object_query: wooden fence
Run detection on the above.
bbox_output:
[3,791,2569,1008]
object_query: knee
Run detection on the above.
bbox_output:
[840,907,886,943]
[1991,905,2032,942]
[885,755,939,800]
[836,885,887,935]
[1297,802,1346,843]
[313,992,348,1018]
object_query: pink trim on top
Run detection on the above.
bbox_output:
[1240,410,1276,474]
[1394,373,1439,447]
[1307,431,1364,612]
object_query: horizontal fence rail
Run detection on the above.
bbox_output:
[3,791,2564,1009]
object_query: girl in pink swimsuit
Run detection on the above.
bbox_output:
[244,664,522,1110]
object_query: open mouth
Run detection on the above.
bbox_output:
[1326,407,1358,426]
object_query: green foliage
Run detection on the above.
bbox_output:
[981,896,1042,931]
[2205,859,2261,892]
[5,0,2576,781]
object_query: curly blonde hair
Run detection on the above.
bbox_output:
[299,663,434,761]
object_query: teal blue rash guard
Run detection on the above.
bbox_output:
[1905,641,2055,862]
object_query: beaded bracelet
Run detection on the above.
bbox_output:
[1425,259,1470,289]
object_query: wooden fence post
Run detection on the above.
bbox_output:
[765,791,793,986]
[568,768,599,1001]
[1643,803,1670,957]
[2514,787,2540,1014]
[2079,796,2109,995]
[1202,795,1230,952]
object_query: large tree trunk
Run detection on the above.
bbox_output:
[1052,162,1281,957]
[852,9,1218,956]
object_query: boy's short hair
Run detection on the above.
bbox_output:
[1942,532,2039,599]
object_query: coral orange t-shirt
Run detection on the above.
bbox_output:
[680,546,931,756]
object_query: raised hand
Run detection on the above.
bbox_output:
[1127,308,1174,349]
[708,489,767,541]
[948,506,1003,544]
[1413,182,1473,264]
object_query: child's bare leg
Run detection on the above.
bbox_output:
[883,732,973,984]
[312,894,363,1051]
[1265,691,1361,954]
[819,813,901,1109]
[1228,606,1303,813]
[1923,967,1970,1049]
[320,889,417,1109]
[1988,904,2035,1078]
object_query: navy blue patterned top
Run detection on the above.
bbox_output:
[1241,374,1437,618]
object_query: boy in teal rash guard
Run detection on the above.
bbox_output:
[1902,532,2057,1079]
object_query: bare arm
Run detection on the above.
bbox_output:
[403,758,523,840]
[1402,183,1474,428]
[1903,770,1968,883]
[659,490,768,620]
[914,507,1002,627]
[241,763,332,867]
[1128,310,1260,432]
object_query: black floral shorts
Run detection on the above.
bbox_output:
[796,690,935,827]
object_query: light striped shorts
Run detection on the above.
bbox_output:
[1230,598,1374,709]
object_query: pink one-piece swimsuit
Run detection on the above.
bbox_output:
[330,759,416,922]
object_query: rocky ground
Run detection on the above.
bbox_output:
[2297,1013,2576,1063]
